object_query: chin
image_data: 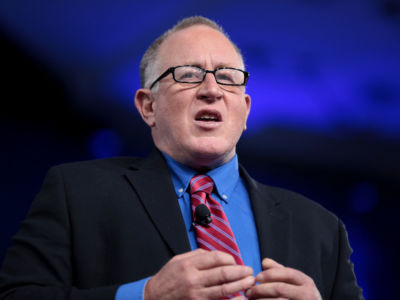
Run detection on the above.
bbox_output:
[187,141,235,168]
[192,139,225,155]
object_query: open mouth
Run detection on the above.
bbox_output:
[195,110,222,122]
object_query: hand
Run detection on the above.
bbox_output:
[144,249,255,300]
[245,258,322,300]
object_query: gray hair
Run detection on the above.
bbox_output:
[139,16,245,89]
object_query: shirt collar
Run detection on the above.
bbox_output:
[162,152,240,202]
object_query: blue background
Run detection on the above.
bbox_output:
[1,1,399,299]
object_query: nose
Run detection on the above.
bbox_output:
[196,72,223,101]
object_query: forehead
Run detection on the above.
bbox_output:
[157,25,243,69]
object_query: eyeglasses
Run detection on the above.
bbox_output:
[149,65,249,89]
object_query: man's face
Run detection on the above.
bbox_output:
[137,25,251,169]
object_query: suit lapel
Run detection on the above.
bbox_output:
[124,152,291,263]
[240,166,291,264]
[125,149,191,256]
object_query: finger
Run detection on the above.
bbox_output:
[248,298,289,300]
[246,282,299,299]
[201,265,253,287]
[261,257,284,270]
[191,250,237,270]
[247,298,288,300]
[256,266,307,285]
[205,275,255,299]
[171,249,236,270]
[172,248,208,262]
[168,248,206,266]
[230,296,247,300]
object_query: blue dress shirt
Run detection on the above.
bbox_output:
[115,153,261,300]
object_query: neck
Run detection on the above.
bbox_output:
[159,148,235,172]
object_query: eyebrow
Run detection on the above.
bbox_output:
[180,63,240,70]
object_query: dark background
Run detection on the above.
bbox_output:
[1,1,399,299]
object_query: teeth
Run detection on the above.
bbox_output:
[196,111,221,122]
[200,115,217,121]
[198,114,218,121]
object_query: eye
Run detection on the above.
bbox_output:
[175,66,203,82]
[216,70,235,84]
[215,68,245,85]
[180,71,196,79]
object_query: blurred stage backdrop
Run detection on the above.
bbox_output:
[1,1,399,299]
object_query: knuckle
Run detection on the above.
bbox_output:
[213,282,230,299]
[213,250,233,264]
[275,282,287,295]
[287,267,303,283]
[248,286,260,298]
[219,267,231,281]
[220,283,229,297]
[178,259,192,271]
[211,250,223,260]
[286,267,296,277]
[193,248,205,256]
[183,272,199,287]
[260,270,270,281]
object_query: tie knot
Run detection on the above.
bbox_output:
[189,174,214,195]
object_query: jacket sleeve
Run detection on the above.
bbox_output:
[329,220,364,300]
[0,166,119,300]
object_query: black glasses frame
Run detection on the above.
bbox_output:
[149,65,249,89]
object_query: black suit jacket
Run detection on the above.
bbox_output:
[0,150,363,299]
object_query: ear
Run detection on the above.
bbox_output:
[243,93,251,131]
[134,88,156,127]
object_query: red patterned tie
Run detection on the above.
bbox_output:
[189,174,244,266]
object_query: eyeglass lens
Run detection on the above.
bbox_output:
[174,66,245,85]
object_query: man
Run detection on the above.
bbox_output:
[0,16,363,299]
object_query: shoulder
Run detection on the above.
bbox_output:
[54,156,141,172]
[39,157,144,193]
[46,157,142,179]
